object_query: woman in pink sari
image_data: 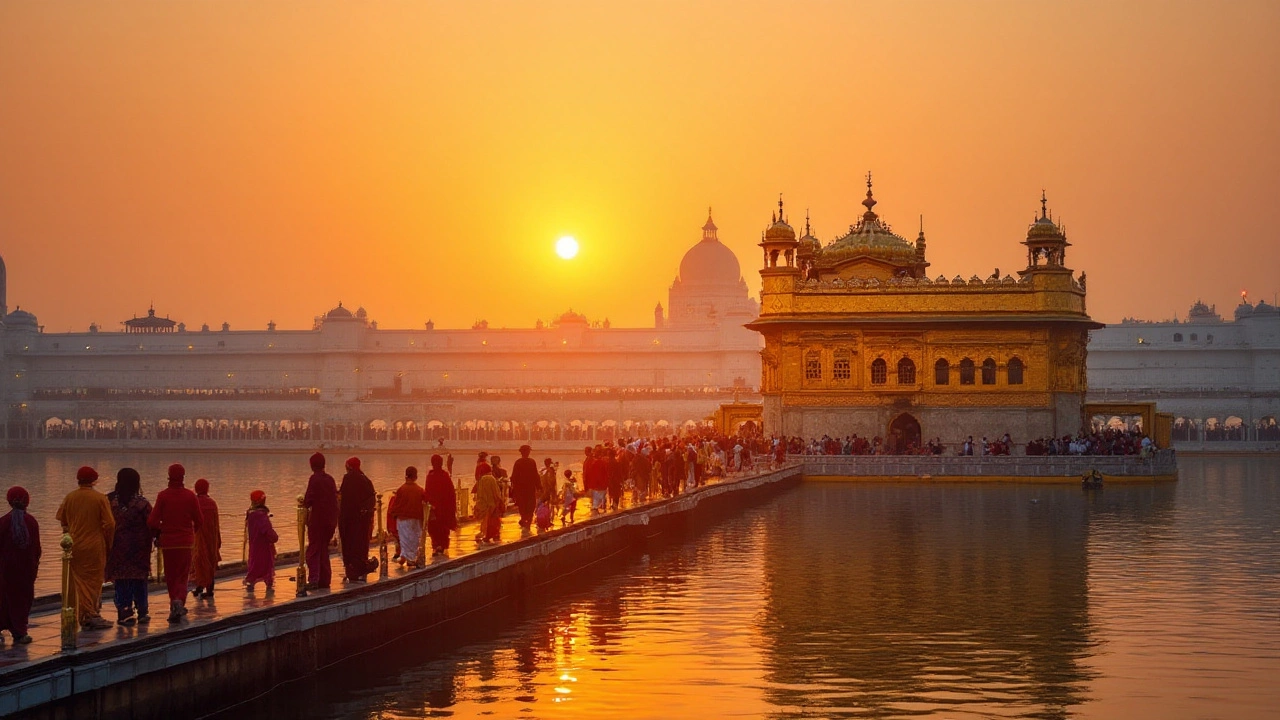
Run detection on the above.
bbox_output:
[243,490,278,594]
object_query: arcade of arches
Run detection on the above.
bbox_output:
[27,415,717,444]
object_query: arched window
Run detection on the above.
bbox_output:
[805,351,822,381]
[959,358,975,385]
[871,358,887,384]
[934,358,950,385]
[1190,333,1198,341]
[1007,357,1025,385]
[1173,333,1183,342]
[897,357,916,385]
[833,351,851,381]
[982,358,997,385]
[1207,334,1214,344]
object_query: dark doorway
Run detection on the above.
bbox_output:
[888,413,922,453]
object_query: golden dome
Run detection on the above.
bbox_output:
[1026,192,1066,240]
[763,196,796,242]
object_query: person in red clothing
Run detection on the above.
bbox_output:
[303,452,338,590]
[424,454,458,556]
[147,463,203,623]
[583,446,609,515]
[0,486,41,644]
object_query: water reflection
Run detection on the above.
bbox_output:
[209,459,1280,720]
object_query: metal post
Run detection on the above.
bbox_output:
[422,492,431,563]
[376,492,388,579]
[60,534,76,652]
[296,494,309,597]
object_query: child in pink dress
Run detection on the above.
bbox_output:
[244,490,279,594]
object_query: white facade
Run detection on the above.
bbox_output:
[0,216,763,447]
[1086,299,1280,443]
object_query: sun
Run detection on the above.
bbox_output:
[555,235,579,260]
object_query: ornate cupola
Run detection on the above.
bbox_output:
[1020,191,1072,274]
[797,210,821,279]
[759,195,799,273]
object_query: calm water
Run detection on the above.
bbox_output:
[1,448,584,596]
[9,454,1280,718]
[201,455,1279,720]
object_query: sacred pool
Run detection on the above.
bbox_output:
[2,453,1274,719]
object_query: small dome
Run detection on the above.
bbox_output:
[4,307,37,328]
[764,218,796,242]
[1027,215,1064,239]
[355,306,368,319]
[1027,193,1066,240]
[1234,302,1255,320]
[325,302,354,319]
[762,197,797,243]
[1253,300,1278,315]
[553,309,589,326]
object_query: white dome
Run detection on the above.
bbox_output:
[678,237,742,287]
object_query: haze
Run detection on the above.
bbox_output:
[1,0,1277,332]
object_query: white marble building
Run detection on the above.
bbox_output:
[1086,298,1280,445]
[0,213,762,448]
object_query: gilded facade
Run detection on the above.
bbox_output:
[747,177,1100,449]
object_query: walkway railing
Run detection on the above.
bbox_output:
[799,450,1177,478]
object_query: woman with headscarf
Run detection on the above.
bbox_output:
[424,454,458,556]
[106,468,153,625]
[147,463,202,623]
[243,490,278,593]
[472,472,503,544]
[303,452,338,590]
[338,457,377,583]
[191,478,221,599]
[56,466,115,630]
[0,486,41,643]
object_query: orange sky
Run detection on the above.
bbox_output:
[1,1,1277,332]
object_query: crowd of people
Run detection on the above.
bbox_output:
[1024,428,1156,456]
[791,434,948,456]
[0,431,779,647]
[786,428,1156,457]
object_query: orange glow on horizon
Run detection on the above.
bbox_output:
[0,1,1277,332]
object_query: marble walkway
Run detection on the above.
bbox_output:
[0,479,720,674]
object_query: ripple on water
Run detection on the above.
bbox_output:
[207,457,1279,719]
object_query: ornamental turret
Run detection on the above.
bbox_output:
[1020,191,1072,274]
[759,195,799,273]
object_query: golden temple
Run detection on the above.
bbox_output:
[746,175,1101,450]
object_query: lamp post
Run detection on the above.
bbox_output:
[296,494,309,597]
[60,534,76,652]
[375,493,388,579]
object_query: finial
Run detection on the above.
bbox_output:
[778,193,785,221]
[918,214,925,237]
[805,209,811,236]
[1040,190,1048,219]
[707,205,713,221]
[862,171,878,215]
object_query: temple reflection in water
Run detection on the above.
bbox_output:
[757,483,1094,716]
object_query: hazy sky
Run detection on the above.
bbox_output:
[2,1,1277,332]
